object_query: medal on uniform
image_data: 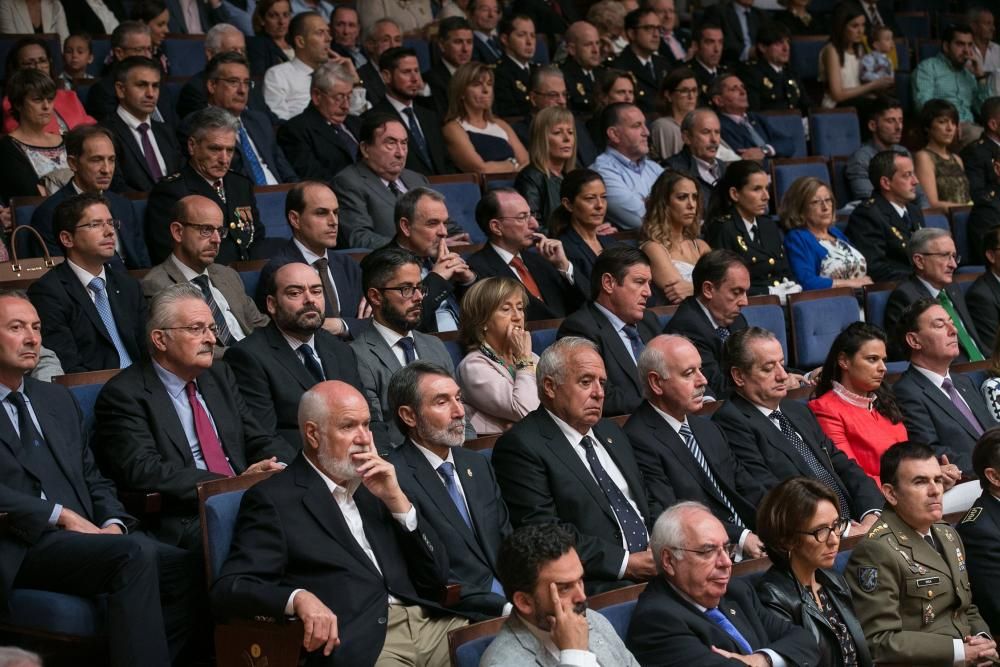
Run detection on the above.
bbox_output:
[944,530,954,542]
[577,82,586,95]
[762,77,773,89]
[956,548,966,571]
[737,235,748,252]
[923,602,935,626]
[891,226,903,240]
[515,80,526,92]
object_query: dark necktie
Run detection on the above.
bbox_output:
[924,533,939,553]
[312,257,341,318]
[8,391,44,450]
[748,225,757,243]
[237,122,268,186]
[770,410,851,517]
[580,436,648,553]
[705,608,753,654]
[941,377,984,436]
[397,336,416,364]
[715,326,731,341]
[901,209,913,230]
[333,123,359,160]
[623,324,644,361]
[184,382,234,476]
[646,60,656,81]
[191,275,234,347]
[938,291,984,361]
[387,180,403,196]
[299,344,325,383]
[402,106,432,168]
[679,423,744,528]
[136,122,163,181]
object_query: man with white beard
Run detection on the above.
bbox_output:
[387,362,513,620]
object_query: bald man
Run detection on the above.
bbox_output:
[142,195,268,355]
[561,21,604,113]
[212,381,468,667]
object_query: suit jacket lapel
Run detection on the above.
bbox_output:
[738,396,815,477]
[363,326,402,373]
[116,117,155,181]
[143,363,198,466]
[537,411,617,525]
[360,163,396,207]
[506,615,559,667]
[956,375,994,430]
[661,410,731,505]
[593,421,646,518]
[27,385,90,514]
[590,304,638,390]
[264,324,317,390]
[59,264,113,346]
[913,370,982,438]
[0,397,33,478]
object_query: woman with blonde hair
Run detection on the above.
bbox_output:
[442,62,529,174]
[457,276,540,435]
[514,106,577,231]
[781,176,871,290]
[640,169,710,303]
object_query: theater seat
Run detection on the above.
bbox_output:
[809,109,861,158]
[788,288,859,368]
[254,185,294,240]
[427,175,487,244]
[7,589,106,637]
[529,328,558,355]
[596,600,637,640]
[759,112,807,159]
[770,157,831,205]
[447,615,507,667]
[863,283,896,330]
[162,36,207,77]
[743,300,789,362]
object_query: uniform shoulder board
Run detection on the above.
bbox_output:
[962,506,983,524]
[863,197,876,206]
[867,521,889,538]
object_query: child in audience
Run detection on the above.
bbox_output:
[860,25,895,83]
[58,34,95,89]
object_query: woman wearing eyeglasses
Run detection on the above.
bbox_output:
[649,68,699,162]
[456,277,540,435]
[755,477,873,667]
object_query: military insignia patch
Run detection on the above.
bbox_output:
[515,80,527,92]
[737,235,748,252]
[858,567,878,592]
[923,602,935,626]
[577,82,586,95]
[962,507,983,524]
[762,77,773,89]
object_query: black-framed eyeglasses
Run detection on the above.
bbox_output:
[378,283,426,299]
[160,324,220,337]
[797,517,850,542]
[497,213,536,223]
[76,219,121,232]
[673,543,738,560]
[180,222,229,239]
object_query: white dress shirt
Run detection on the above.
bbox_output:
[116,106,167,176]
[263,58,314,120]
[169,255,246,339]
[490,243,575,285]
[66,259,107,304]
[373,319,418,366]
[292,238,342,310]
[593,302,638,364]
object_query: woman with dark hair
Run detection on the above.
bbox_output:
[514,105,576,231]
[755,477,872,667]
[640,169,709,303]
[809,322,907,484]
[649,67,699,161]
[549,168,618,288]
[2,36,95,134]
[914,99,972,208]
[247,0,293,75]
[586,68,635,150]
[131,0,170,74]
[819,3,893,109]
[704,160,799,297]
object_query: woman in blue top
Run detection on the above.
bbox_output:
[781,177,872,291]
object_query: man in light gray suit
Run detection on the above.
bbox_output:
[351,246,475,448]
[481,524,641,666]
[141,195,268,357]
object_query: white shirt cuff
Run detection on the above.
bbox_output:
[101,518,127,534]
[560,262,575,285]
[392,505,418,531]
[735,528,750,560]
[953,638,964,666]
[48,503,62,526]
[285,588,305,616]
[559,649,597,666]
[618,551,629,579]
[761,648,786,667]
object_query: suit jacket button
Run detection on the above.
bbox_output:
[378,616,387,624]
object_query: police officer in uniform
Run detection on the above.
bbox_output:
[145,107,266,266]
[742,23,810,115]
[612,8,669,114]
[968,143,1000,265]
[705,211,792,296]
[492,14,536,118]
[957,430,1000,637]
[848,442,997,666]
[561,21,605,114]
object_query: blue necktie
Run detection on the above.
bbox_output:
[438,461,505,596]
[237,123,268,186]
[580,436,648,553]
[715,326,731,341]
[679,423,744,528]
[705,607,754,654]
[299,344,325,383]
[397,337,416,364]
[403,106,432,168]
[623,324,644,361]
[333,123,358,161]
[743,117,768,150]
[88,277,132,368]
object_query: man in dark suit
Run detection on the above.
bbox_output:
[892,299,998,475]
[686,23,728,106]
[469,0,503,64]
[967,141,1000,265]
[94,283,290,550]
[612,9,668,114]
[742,22,810,114]
[957,433,1000,636]
[357,18,402,108]
[102,56,183,194]
[662,108,727,212]
[29,125,150,269]
[713,327,884,531]
[27,193,147,373]
[366,47,451,177]
[561,21,604,113]
[277,61,360,183]
[492,337,657,593]
[146,106,267,265]
[210,381,467,665]
[626,503,818,666]
[703,0,769,66]
[884,228,987,362]
[330,5,366,67]
[468,188,585,321]
[625,335,767,558]
[846,150,926,282]
[424,17,474,119]
[493,15,538,118]
[961,98,1000,202]
[967,226,1000,350]
[664,250,749,396]
[558,246,662,416]
[0,291,191,667]
[712,73,795,161]
[226,261,381,453]
[647,0,690,67]
[387,361,512,620]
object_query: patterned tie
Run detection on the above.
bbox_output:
[623,324,644,361]
[88,277,132,368]
[190,275,234,347]
[299,344,325,383]
[510,256,543,300]
[333,123,359,160]
[397,336,416,364]
[715,326,731,341]
[136,122,163,181]
[938,290,984,361]
[402,106,432,168]
[184,381,233,476]
[237,123,268,186]
[769,410,851,517]
[580,436,648,553]
[705,608,753,654]
[665,32,686,60]
[312,257,341,317]
[941,377,984,436]
[679,423,744,528]
[438,461,505,595]
[8,391,44,449]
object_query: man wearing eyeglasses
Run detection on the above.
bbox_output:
[93,282,290,551]
[141,195,268,356]
[627,502,819,666]
[611,8,668,114]
[27,193,148,373]
[883,228,987,363]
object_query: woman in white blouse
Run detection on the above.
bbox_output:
[0,0,68,41]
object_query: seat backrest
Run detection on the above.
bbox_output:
[863,283,895,329]
[830,157,851,206]
[833,549,853,574]
[923,212,949,230]
[894,37,911,71]
[426,180,486,244]
[789,36,827,80]
[202,490,248,581]
[917,38,941,62]
[809,109,861,158]
[89,38,112,77]
[789,289,859,368]
[130,197,148,224]
[444,340,464,368]
[771,158,831,204]
[596,600,637,640]
[448,616,507,667]
[759,112,807,159]
[254,186,294,239]
[67,383,106,434]
[533,38,550,64]
[239,270,261,298]
[896,12,932,39]
[453,635,496,667]
[894,71,913,114]
[162,36,207,76]
[950,206,972,263]
[403,37,431,71]
[530,328,558,355]
[742,303,789,361]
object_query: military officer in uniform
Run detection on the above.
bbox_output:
[612,8,669,114]
[686,22,727,106]
[959,98,1000,201]
[848,442,997,666]
[492,14,537,118]
[968,143,1000,265]
[561,21,605,114]
[957,430,1000,636]
[145,107,266,266]
[742,23,810,115]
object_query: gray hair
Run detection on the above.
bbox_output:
[363,17,401,44]
[909,227,951,258]
[681,107,717,134]
[298,384,329,438]
[0,647,41,667]
[723,326,778,376]
[530,65,564,91]
[536,336,599,388]
[967,6,993,25]
[312,61,356,92]
[387,360,454,433]
[111,20,150,49]
[650,501,711,572]
[205,23,243,55]
[188,106,239,141]
[636,334,690,400]
[146,283,206,342]
[394,186,446,228]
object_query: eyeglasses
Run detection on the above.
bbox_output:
[319,90,351,104]
[497,213,536,223]
[797,517,850,542]
[379,283,426,299]
[160,323,219,337]
[807,197,835,207]
[215,77,251,89]
[673,543,738,560]
[76,219,121,232]
[180,222,229,239]
[19,57,49,68]
[918,251,961,262]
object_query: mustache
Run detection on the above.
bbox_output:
[296,305,323,317]
[571,601,588,616]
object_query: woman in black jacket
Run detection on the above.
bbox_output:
[755,477,873,667]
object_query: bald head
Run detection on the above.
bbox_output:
[637,334,707,417]
[299,380,373,483]
[170,195,225,271]
[565,21,602,69]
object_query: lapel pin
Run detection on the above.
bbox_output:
[729,609,736,616]
[606,437,613,444]
[466,468,473,478]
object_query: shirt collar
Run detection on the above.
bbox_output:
[116,105,150,129]
[281,329,316,351]
[386,94,413,116]
[544,407,597,443]
[912,363,951,390]
[66,258,107,290]
[0,378,26,403]
[916,275,942,298]
[152,360,191,400]
[490,242,517,264]
[650,403,686,433]
[668,581,709,612]
[303,451,362,496]
[593,301,628,332]
[289,57,315,74]
[372,318,412,350]
[695,298,723,329]
[293,237,326,265]
[169,253,209,281]
[887,200,907,218]
[831,380,875,410]
[518,613,563,661]
[604,147,648,172]
[412,441,455,470]
[693,155,718,172]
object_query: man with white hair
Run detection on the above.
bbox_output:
[176,23,268,120]
[626,502,818,666]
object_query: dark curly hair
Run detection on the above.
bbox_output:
[814,321,903,423]
[496,524,576,598]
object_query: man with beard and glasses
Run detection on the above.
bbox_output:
[480,524,641,665]
[211,381,468,667]
[387,361,513,620]
[94,283,291,551]
[225,262,387,453]
[352,247,475,449]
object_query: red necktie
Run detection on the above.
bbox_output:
[184,381,233,476]
[510,256,543,301]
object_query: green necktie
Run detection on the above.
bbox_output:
[938,290,984,361]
